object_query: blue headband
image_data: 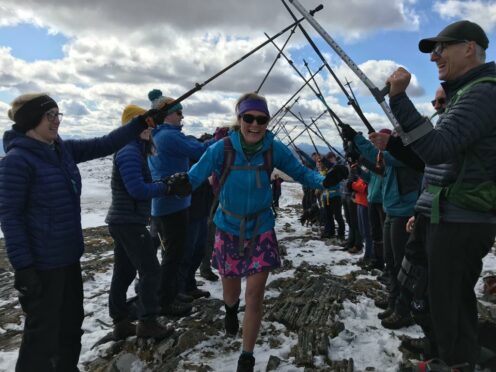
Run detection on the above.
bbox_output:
[238,99,270,117]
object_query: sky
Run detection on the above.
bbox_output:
[0,0,495,152]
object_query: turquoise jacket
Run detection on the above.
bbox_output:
[360,170,383,204]
[189,130,325,238]
[354,134,421,217]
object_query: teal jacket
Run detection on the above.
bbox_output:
[360,169,383,204]
[354,134,421,217]
[189,130,324,238]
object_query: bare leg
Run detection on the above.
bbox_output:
[222,277,241,306]
[242,271,269,352]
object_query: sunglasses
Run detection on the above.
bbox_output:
[431,40,468,57]
[175,111,183,116]
[431,97,446,107]
[240,114,269,125]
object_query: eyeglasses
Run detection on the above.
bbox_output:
[240,114,269,125]
[431,97,446,107]
[431,40,468,57]
[45,111,64,123]
[175,111,183,117]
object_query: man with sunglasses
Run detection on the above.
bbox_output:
[386,20,496,370]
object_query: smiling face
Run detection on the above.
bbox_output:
[26,108,62,144]
[430,40,478,81]
[238,110,269,145]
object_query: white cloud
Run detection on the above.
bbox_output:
[433,1,496,32]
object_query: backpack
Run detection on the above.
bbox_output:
[428,76,496,223]
[209,136,274,256]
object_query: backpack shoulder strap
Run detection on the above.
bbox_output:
[447,76,496,111]
[263,144,274,179]
[217,137,235,192]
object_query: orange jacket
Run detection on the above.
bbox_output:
[352,178,368,207]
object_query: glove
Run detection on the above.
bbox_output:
[323,164,349,187]
[138,109,164,129]
[163,172,192,197]
[14,266,42,299]
[214,127,229,141]
[340,123,358,142]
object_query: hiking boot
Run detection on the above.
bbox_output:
[136,318,174,339]
[378,307,394,320]
[176,292,194,303]
[374,298,389,310]
[377,273,390,286]
[400,336,429,354]
[236,353,255,372]
[187,288,211,299]
[225,300,240,336]
[348,246,362,254]
[381,312,415,330]
[200,268,219,282]
[113,319,136,340]
[161,300,192,317]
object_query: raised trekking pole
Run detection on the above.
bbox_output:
[286,110,326,147]
[150,4,324,124]
[288,0,415,141]
[270,97,300,132]
[256,24,299,93]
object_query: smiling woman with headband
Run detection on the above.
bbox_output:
[166,92,345,372]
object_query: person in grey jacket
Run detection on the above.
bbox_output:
[386,20,496,370]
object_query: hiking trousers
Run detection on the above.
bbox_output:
[16,262,84,372]
[425,219,496,367]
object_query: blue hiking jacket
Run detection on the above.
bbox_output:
[354,133,421,217]
[188,130,324,238]
[0,118,146,270]
[148,123,215,216]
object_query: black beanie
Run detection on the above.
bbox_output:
[13,95,58,133]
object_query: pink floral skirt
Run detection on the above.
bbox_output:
[212,228,281,278]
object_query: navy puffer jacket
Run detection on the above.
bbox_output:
[0,118,146,270]
[105,140,167,225]
[390,62,496,223]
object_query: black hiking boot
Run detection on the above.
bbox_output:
[176,292,194,303]
[225,299,240,336]
[200,268,219,282]
[374,298,389,310]
[400,336,429,354]
[136,318,174,339]
[378,307,394,320]
[236,353,255,372]
[381,312,415,330]
[187,288,211,299]
[113,319,136,340]
[161,300,192,317]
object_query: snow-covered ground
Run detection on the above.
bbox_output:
[0,157,495,371]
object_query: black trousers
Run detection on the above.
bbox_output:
[344,196,362,249]
[368,202,385,263]
[425,219,496,367]
[323,197,345,237]
[156,208,189,305]
[383,215,410,313]
[16,262,84,372]
[108,224,161,321]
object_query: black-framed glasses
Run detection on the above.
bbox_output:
[431,97,446,107]
[431,40,468,57]
[45,111,64,123]
[240,114,269,125]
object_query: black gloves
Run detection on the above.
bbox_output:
[323,164,349,187]
[163,172,192,197]
[340,123,358,142]
[14,266,42,299]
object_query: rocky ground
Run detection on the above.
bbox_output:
[1,205,496,371]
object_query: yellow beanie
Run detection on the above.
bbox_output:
[121,104,146,125]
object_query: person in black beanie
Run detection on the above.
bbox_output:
[0,93,155,372]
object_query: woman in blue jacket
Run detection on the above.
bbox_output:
[187,93,332,372]
[0,93,151,372]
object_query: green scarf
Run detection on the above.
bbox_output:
[240,135,264,157]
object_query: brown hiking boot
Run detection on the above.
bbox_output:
[381,312,415,330]
[378,307,394,320]
[113,319,136,340]
[136,318,173,339]
[348,246,362,254]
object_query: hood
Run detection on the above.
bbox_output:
[3,128,59,158]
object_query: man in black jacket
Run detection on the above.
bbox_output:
[386,20,496,370]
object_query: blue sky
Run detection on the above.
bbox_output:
[0,0,495,153]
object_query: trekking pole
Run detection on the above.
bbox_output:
[282,0,376,134]
[270,97,300,132]
[266,34,348,139]
[151,4,324,124]
[286,108,345,159]
[256,24,299,94]
[287,0,414,141]
[269,64,325,126]
[277,124,298,142]
[286,110,327,147]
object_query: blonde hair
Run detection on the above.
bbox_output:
[8,92,49,121]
